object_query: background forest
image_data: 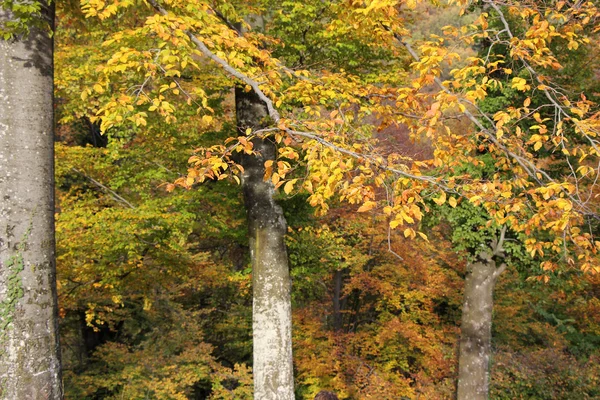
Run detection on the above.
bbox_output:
[1,0,600,399]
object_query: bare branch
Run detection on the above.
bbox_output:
[71,168,136,209]
[492,225,507,256]
[493,262,507,280]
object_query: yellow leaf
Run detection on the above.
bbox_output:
[469,195,482,204]
[511,77,530,91]
[272,172,280,185]
[404,228,414,238]
[418,232,429,241]
[284,179,297,195]
[448,197,457,208]
[403,213,414,224]
[357,201,376,213]
[556,198,572,211]
[81,90,89,101]
[93,84,104,93]
[534,141,543,151]
[202,115,213,124]
[433,191,446,206]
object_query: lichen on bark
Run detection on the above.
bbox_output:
[0,3,63,398]
[0,229,28,342]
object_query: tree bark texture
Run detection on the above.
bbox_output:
[456,255,504,400]
[0,6,63,399]
[235,87,294,400]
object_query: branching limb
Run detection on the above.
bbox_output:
[485,0,600,147]
[491,225,507,256]
[392,31,551,186]
[145,0,452,192]
[390,24,600,219]
[492,225,508,278]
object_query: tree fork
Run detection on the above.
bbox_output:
[457,227,507,400]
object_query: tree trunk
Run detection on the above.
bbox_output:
[456,254,505,400]
[235,87,294,400]
[0,5,63,399]
[332,269,343,331]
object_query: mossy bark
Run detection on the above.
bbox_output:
[0,5,63,399]
[235,87,294,400]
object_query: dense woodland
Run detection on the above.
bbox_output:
[1,0,600,399]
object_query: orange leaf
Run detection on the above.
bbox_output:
[357,201,376,213]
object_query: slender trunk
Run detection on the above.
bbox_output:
[0,4,63,399]
[332,269,343,331]
[235,87,294,400]
[456,256,504,400]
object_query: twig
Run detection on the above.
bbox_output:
[71,168,136,209]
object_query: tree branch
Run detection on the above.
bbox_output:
[389,24,600,219]
[72,168,136,209]
[144,0,452,192]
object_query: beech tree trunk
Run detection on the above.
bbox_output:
[0,5,63,399]
[235,87,295,400]
[457,241,506,400]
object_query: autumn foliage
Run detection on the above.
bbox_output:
[49,0,600,398]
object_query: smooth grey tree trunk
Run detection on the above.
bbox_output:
[0,5,63,399]
[235,87,294,400]
[456,231,506,400]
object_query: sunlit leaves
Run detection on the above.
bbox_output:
[70,0,600,273]
[54,0,600,397]
[510,77,530,91]
[357,200,376,213]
